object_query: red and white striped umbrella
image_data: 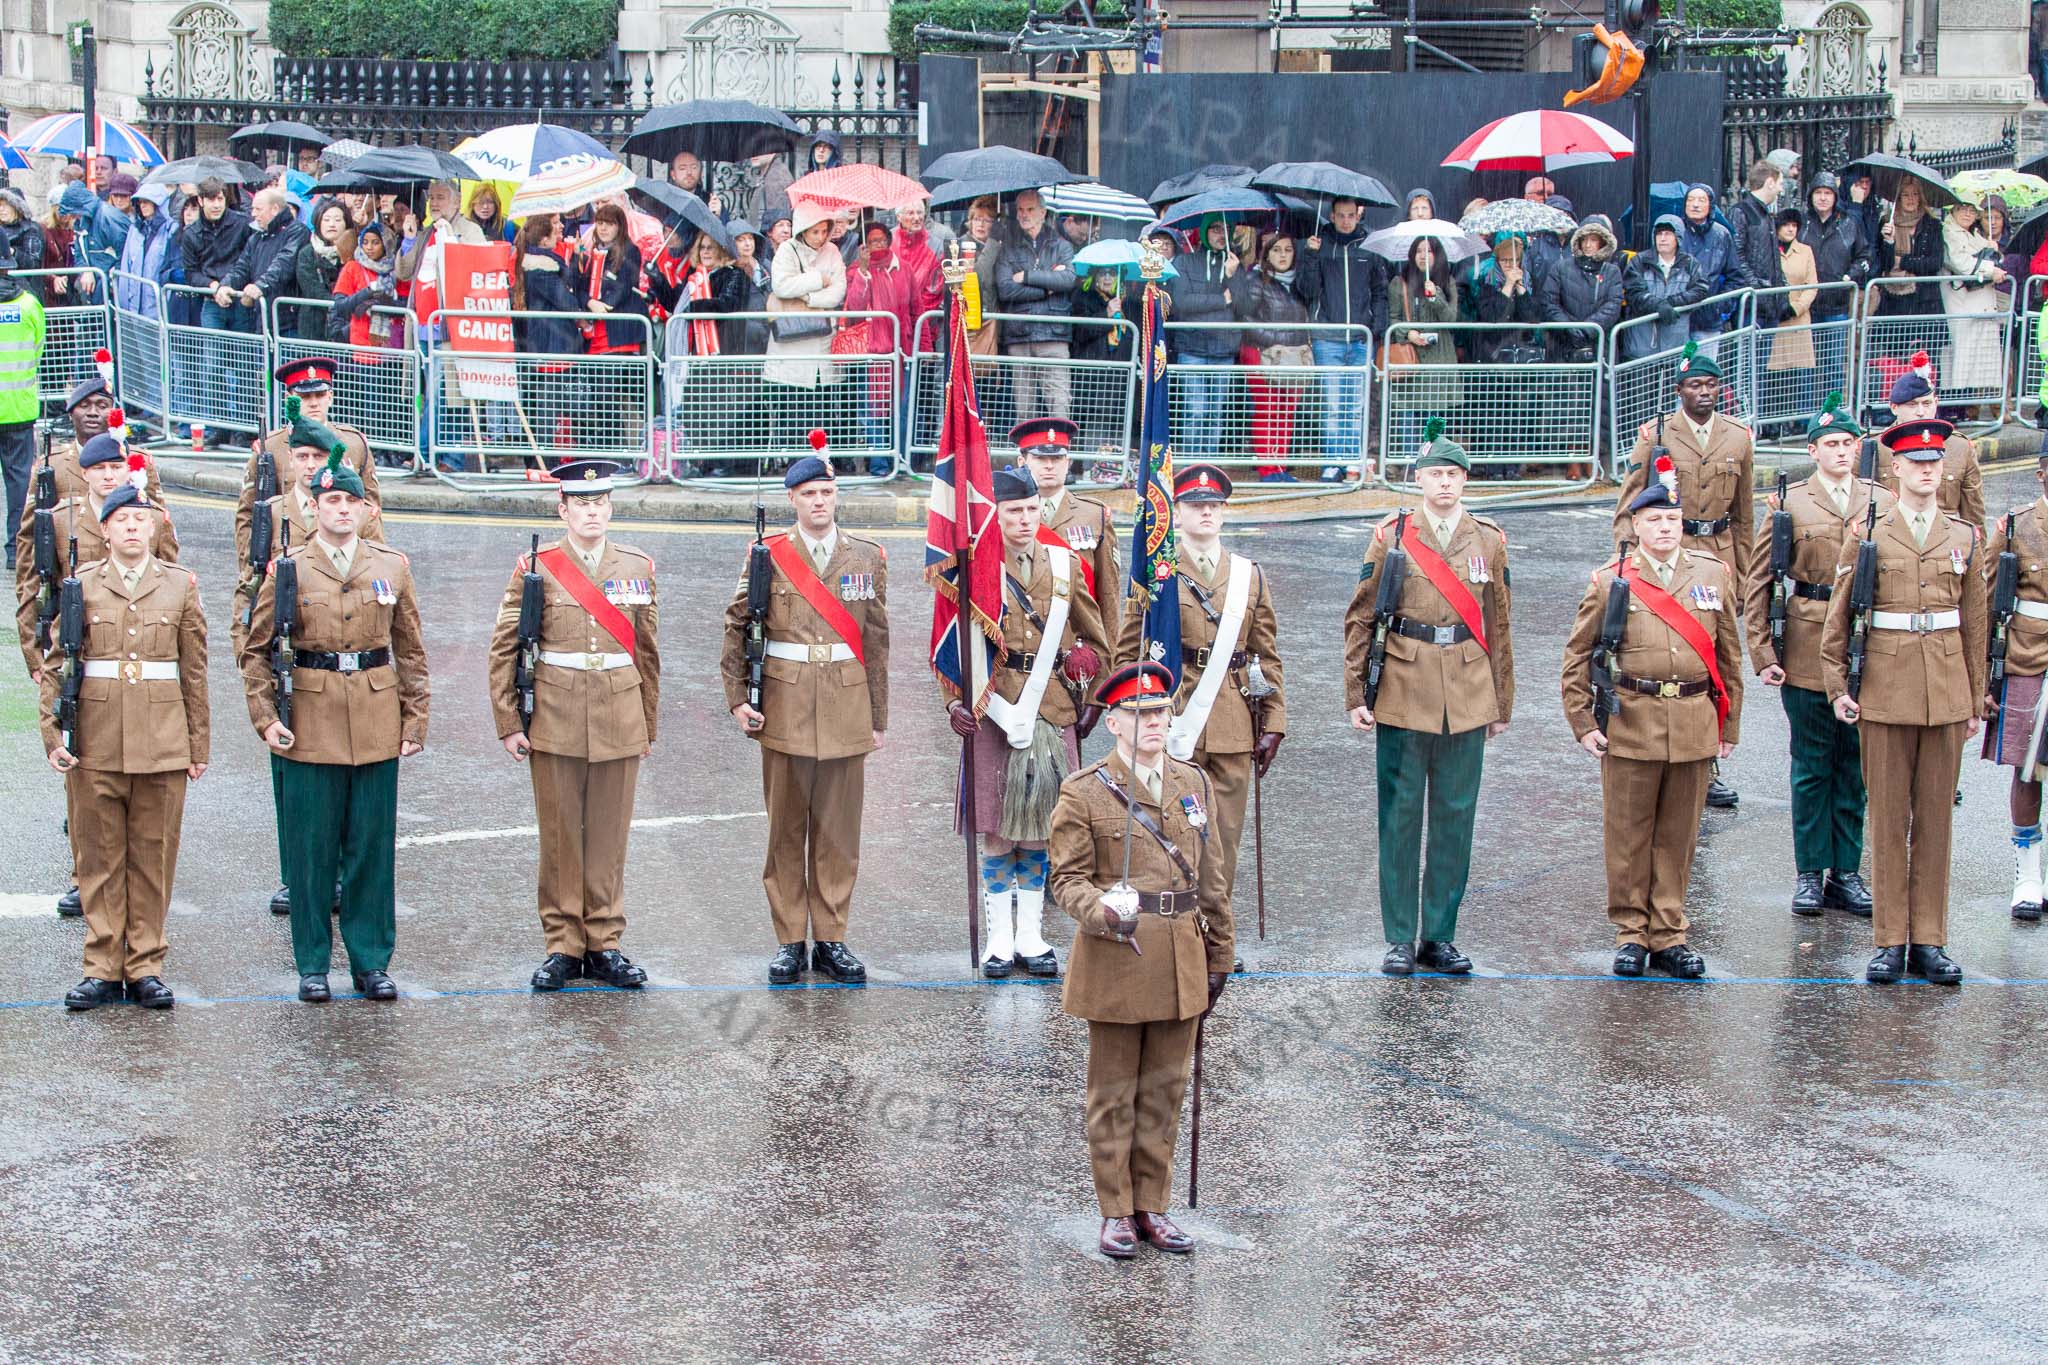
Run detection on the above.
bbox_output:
[1441,109,1634,172]
[788,164,930,213]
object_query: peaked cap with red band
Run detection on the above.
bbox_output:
[1880,416,1952,461]
[1173,462,1232,503]
[1095,660,1176,711]
[1011,416,1080,454]
[274,356,337,394]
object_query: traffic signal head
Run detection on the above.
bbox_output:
[1620,0,1662,38]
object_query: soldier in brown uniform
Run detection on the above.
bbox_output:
[1983,453,2048,920]
[43,376,163,505]
[1875,356,1985,529]
[1049,660,1230,1259]
[1612,342,1751,810]
[1116,463,1284,954]
[946,466,1107,979]
[235,357,379,562]
[1565,472,1744,978]
[41,474,208,1011]
[488,459,660,991]
[720,454,889,985]
[234,403,388,917]
[1344,428,1513,974]
[1016,417,1118,610]
[239,450,430,1004]
[1742,398,1888,917]
[1822,418,1988,985]
[17,429,181,920]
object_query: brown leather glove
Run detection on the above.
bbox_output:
[947,701,979,738]
[1254,730,1283,778]
[1206,972,1227,1008]
[1075,703,1103,741]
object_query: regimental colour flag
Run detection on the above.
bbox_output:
[924,297,1005,710]
[1129,282,1183,684]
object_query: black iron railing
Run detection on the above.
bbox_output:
[1723,93,1892,195]
[1901,120,2020,176]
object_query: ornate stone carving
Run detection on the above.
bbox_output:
[666,6,803,105]
[166,1,270,100]
[1808,4,1874,97]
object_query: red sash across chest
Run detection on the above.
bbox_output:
[767,534,867,665]
[1621,559,1730,731]
[1400,520,1488,652]
[536,546,638,656]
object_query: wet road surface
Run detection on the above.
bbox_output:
[1,473,2045,1363]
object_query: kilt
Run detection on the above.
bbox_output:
[956,717,1079,837]
[1989,672,2045,768]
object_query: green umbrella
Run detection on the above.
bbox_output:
[1950,169,2048,214]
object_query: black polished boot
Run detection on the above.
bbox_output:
[269,885,291,915]
[1906,944,1962,985]
[1705,777,1738,809]
[1013,949,1060,978]
[530,953,582,991]
[352,970,398,1001]
[1824,869,1873,917]
[1381,942,1415,976]
[1613,943,1648,978]
[981,954,1012,980]
[64,977,125,1011]
[125,976,175,1009]
[298,973,331,1003]
[768,942,807,985]
[1791,871,1827,916]
[56,886,83,918]
[1648,943,1707,979]
[1865,946,1904,984]
[583,950,647,989]
[811,941,867,984]
[1416,941,1472,974]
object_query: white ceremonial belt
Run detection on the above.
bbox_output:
[2015,600,2048,622]
[538,650,634,671]
[83,660,180,680]
[1870,610,1961,633]
[765,640,855,663]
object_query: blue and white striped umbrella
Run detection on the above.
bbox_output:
[0,132,27,172]
[454,122,615,181]
[1041,181,1154,222]
[11,112,166,166]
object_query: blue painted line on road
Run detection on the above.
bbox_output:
[1293,1030,2048,1354]
[4,965,2046,1011]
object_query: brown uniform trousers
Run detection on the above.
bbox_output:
[38,556,209,982]
[1563,549,1745,949]
[230,488,387,659]
[238,538,432,762]
[1820,509,1988,947]
[1041,489,1119,616]
[487,540,661,957]
[1876,434,1985,531]
[1118,544,1287,924]
[17,495,181,675]
[719,530,890,946]
[1614,415,1757,584]
[1049,752,1231,1219]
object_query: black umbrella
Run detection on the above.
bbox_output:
[2010,201,2048,264]
[1148,164,1256,208]
[310,145,474,190]
[920,146,1082,193]
[623,101,801,165]
[631,180,738,255]
[1837,152,1962,209]
[926,176,1030,211]
[2021,151,2048,182]
[228,120,331,156]
[1250,161,1397,210]
[143,155,269,188]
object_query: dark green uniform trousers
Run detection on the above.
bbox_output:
[1782,683,1864,874]
[280,756,398,976]
[270,751,288,882]
[1376,724,1486,944]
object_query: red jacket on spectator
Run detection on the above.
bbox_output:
[845,242,914,355]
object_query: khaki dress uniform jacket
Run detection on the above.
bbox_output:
[1614,413,1756,587]
[487,539,661,958]
[1986,500,2048,679]
[719,530,889,946]
[230,486,387,657]
[38,556,208,983]
[17,494,180,675]
[1875,434,1985,530]
[1562,548,1744,950]
[1041,488,1119,613]
[1049,751,1232,1219]
[50,438,164,504]
[235,422,379,550]
[1820,507,1988,948]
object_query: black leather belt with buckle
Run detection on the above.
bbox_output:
[1391,617,1473,647]
[1191,646,1247,668]
[1616,673,1712,699]
[1004,651,1039,671]
[1790,578,1833,601]
[294,647,393,673]
[1137,890,1197,917]
[1683,516,1731,536]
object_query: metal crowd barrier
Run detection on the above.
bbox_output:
[1745,281,1861,445]
[268,296,424,467]
[1856,276,2013,433]
[906,310,1138,477]
[660,310,904,484]
[17,267,112,408]
[1162,320,1374,494]
[424,308,655,489]
[2019,275,2045,430]
[161,282,271,452]
[1377,322,1607,497]
[107,270,168,432]
[1608,289,1754,468]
